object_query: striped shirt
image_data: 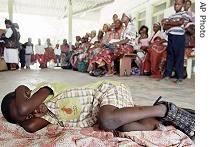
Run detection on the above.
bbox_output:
[167,11,191,35]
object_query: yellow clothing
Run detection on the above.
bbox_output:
[31,80,134,127]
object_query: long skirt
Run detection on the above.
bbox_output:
[90,44,134,66]
[146,43,167,78]
[4,48,19,64]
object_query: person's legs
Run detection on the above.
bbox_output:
[118,118,160,132]
[25,55,30,68]
[174,35,185,80]
[98,105,167,131]
[164,34,175,78]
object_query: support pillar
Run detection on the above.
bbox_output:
[68,0,73,46]
[8,0,14,21]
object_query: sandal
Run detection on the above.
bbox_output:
[154,96,195,138]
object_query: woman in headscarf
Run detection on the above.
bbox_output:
[102,13,136,76]
[145,22,167,78]
[42,38,56,68]
[89,19,124,76]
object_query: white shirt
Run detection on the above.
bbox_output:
[5,28,13,38]
[25,45,33,54]
[148,31,166,44]
[90,36,98,44]
[120,22,136,46]
[35,44,45,54]
[54,48,61,56]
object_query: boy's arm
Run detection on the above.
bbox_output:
[162,18,184,30]
[15,85,52,116]
[19,117,50,133]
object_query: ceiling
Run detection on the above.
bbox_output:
[0,0,114,17]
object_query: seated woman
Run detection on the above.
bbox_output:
[145,23,168,78]
[70,37,90,71]
[44,39,56,68]
[134,25,150,75]
[1,80,194,139]
[60,39,71,68]
[147,37,167,78]
[89,20,123,76]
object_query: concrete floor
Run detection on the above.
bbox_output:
[0,68,195,113]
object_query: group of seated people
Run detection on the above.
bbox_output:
[1,0,195,80]
[59,10,194,79]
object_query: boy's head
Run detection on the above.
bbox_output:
[1,92,17,124]
[174,0,185,13]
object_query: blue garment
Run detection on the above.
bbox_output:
[164,34,185,79]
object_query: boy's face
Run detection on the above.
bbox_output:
[9,85,47,124]
[174,0,184,12]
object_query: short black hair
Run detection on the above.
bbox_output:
[1,92,17,124]
[5,19,12,25]
[139,25,149,36]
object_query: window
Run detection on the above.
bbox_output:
[153,2,167,13]
[152,13,164,24]
[138,20,146,29]
[137,10,146,29]
[152,2,166,25]
[138,11,146,20]
[169,0,174,7]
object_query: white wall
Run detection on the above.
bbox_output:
[99,0,147,25]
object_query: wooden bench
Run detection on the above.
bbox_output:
[119,54,136,76]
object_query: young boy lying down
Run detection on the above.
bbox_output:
[1,80,195,138]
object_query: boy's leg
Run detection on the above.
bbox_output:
[98,105,167,131]
[164,34,174,78]
[118,118,160,132]
[174,35,185,80]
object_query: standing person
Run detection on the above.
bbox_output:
[44,38,55,68]
[3,19,20,70]
[19,43,25,69]
[54,44,61,67]
[184,0,195,23]
[24,38,34,69]
[35,39,45,68]
[162,0,191,84]
[60,39,70,68]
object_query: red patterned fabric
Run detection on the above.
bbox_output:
[44,47,56,62]
[0,115,194,147]
[148,42,167,78]
[60,44,69,53]
[114,44,134,59]
[139,39,167,78]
